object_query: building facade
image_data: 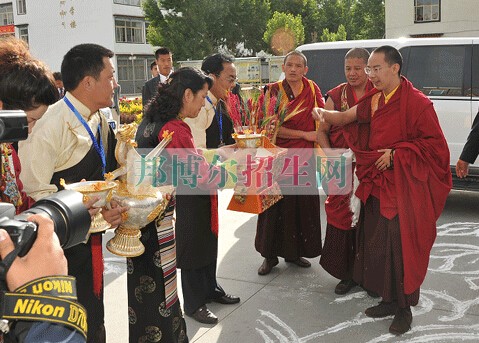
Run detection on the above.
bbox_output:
[386,0,479,38]
[0,0,155,95]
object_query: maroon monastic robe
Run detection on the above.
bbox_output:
[324,82,372,230]
[344,77,452,294]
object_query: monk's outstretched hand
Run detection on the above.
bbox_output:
[312,107,325,122]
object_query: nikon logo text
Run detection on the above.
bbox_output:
[31,280,74,295]
[68,304,87,332]
[14,299,65,317]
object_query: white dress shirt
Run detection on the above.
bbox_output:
[18,92,107,200]
[183,91,217,148]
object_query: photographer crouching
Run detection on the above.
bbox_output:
[0,37,87,342]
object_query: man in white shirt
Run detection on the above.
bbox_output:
[179,53,240,325]
[18,43,127,343]
[184,53,237,148]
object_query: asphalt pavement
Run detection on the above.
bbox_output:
[103,189,479,343]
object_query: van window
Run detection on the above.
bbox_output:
[302,48,351,93]
[402,45,466,97]
[471,44,479,97]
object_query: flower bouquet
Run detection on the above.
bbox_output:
[226,88,289,147]
[225,88,289,214]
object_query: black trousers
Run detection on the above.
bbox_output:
[181,261,226,315]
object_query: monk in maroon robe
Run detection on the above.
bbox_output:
[317,48,374,296]
[256,51,324,275]
[315,46,452,335]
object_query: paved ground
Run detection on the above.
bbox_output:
[103,189,479,342]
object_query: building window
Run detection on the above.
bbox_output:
[17,0,26,15]
[0,3,14,25]
[415,0,440,23]
[18,25,28,43]
[117,55,150,95]
[115,17,145,43]
[113,0,142,6]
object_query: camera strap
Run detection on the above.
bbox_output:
[0,276,87,339]
[0,244,23,290]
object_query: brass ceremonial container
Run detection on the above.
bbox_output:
[106,184,168,257]
[227,137,286,214]
[104,122,174,257]
[60,179,117,233]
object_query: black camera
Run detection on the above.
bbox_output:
[0,110,28,143]
[0,110,91,256]
[0,190,91,257]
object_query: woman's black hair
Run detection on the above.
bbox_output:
[144,67,213,123]
[0,37,58,110]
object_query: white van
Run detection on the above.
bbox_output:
[297,37,479,191]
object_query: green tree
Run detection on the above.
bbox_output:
[142,0,270,61]
[320,24,347,42]
[350,0,385,39]
[263,11,305,55]
[270,0,320,43]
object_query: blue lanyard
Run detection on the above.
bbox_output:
[63,97,106,174]
[206,96,223,145]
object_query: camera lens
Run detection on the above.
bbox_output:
[25,190,91,249]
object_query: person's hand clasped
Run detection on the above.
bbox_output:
[455,159,470,178]
[102,200,129,228]
[0,214,67,291]
[375,149,394,171]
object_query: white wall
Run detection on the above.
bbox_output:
[20,0,115,71]
[2,0,154,73]
[385,0,479,38]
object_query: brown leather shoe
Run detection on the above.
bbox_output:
[212,294,240,305]
[334,279,358,295]
[389,307,412,335]
[365,301,398,318]
[188,305,218,325]
[258,257,279,275]
[285,257,311,268]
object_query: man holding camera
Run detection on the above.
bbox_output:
[18,44,127,343]
[0,37,87,342]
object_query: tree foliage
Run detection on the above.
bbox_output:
[321,24,347,42]
[270,0,320,43]
[142,0,270,61]
[316,0,384,41]
[350,0,385,39]
[263,12,305,55]
[142,0,385,59]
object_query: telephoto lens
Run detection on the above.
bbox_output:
[16,189,92,249]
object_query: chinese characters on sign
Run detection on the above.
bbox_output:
[131,148,352,195]
[59,0,76,30]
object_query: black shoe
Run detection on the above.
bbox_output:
[258,257,279,275]
[389,307,412,335]
[188,305,218,325]
[334,279,358,295]
[285,257,311,268]
[365,301,398,318]
[361,285,380,298]
[212,294,240,305]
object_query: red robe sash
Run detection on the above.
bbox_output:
[343,77,452,294]
[269,77,324,149]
